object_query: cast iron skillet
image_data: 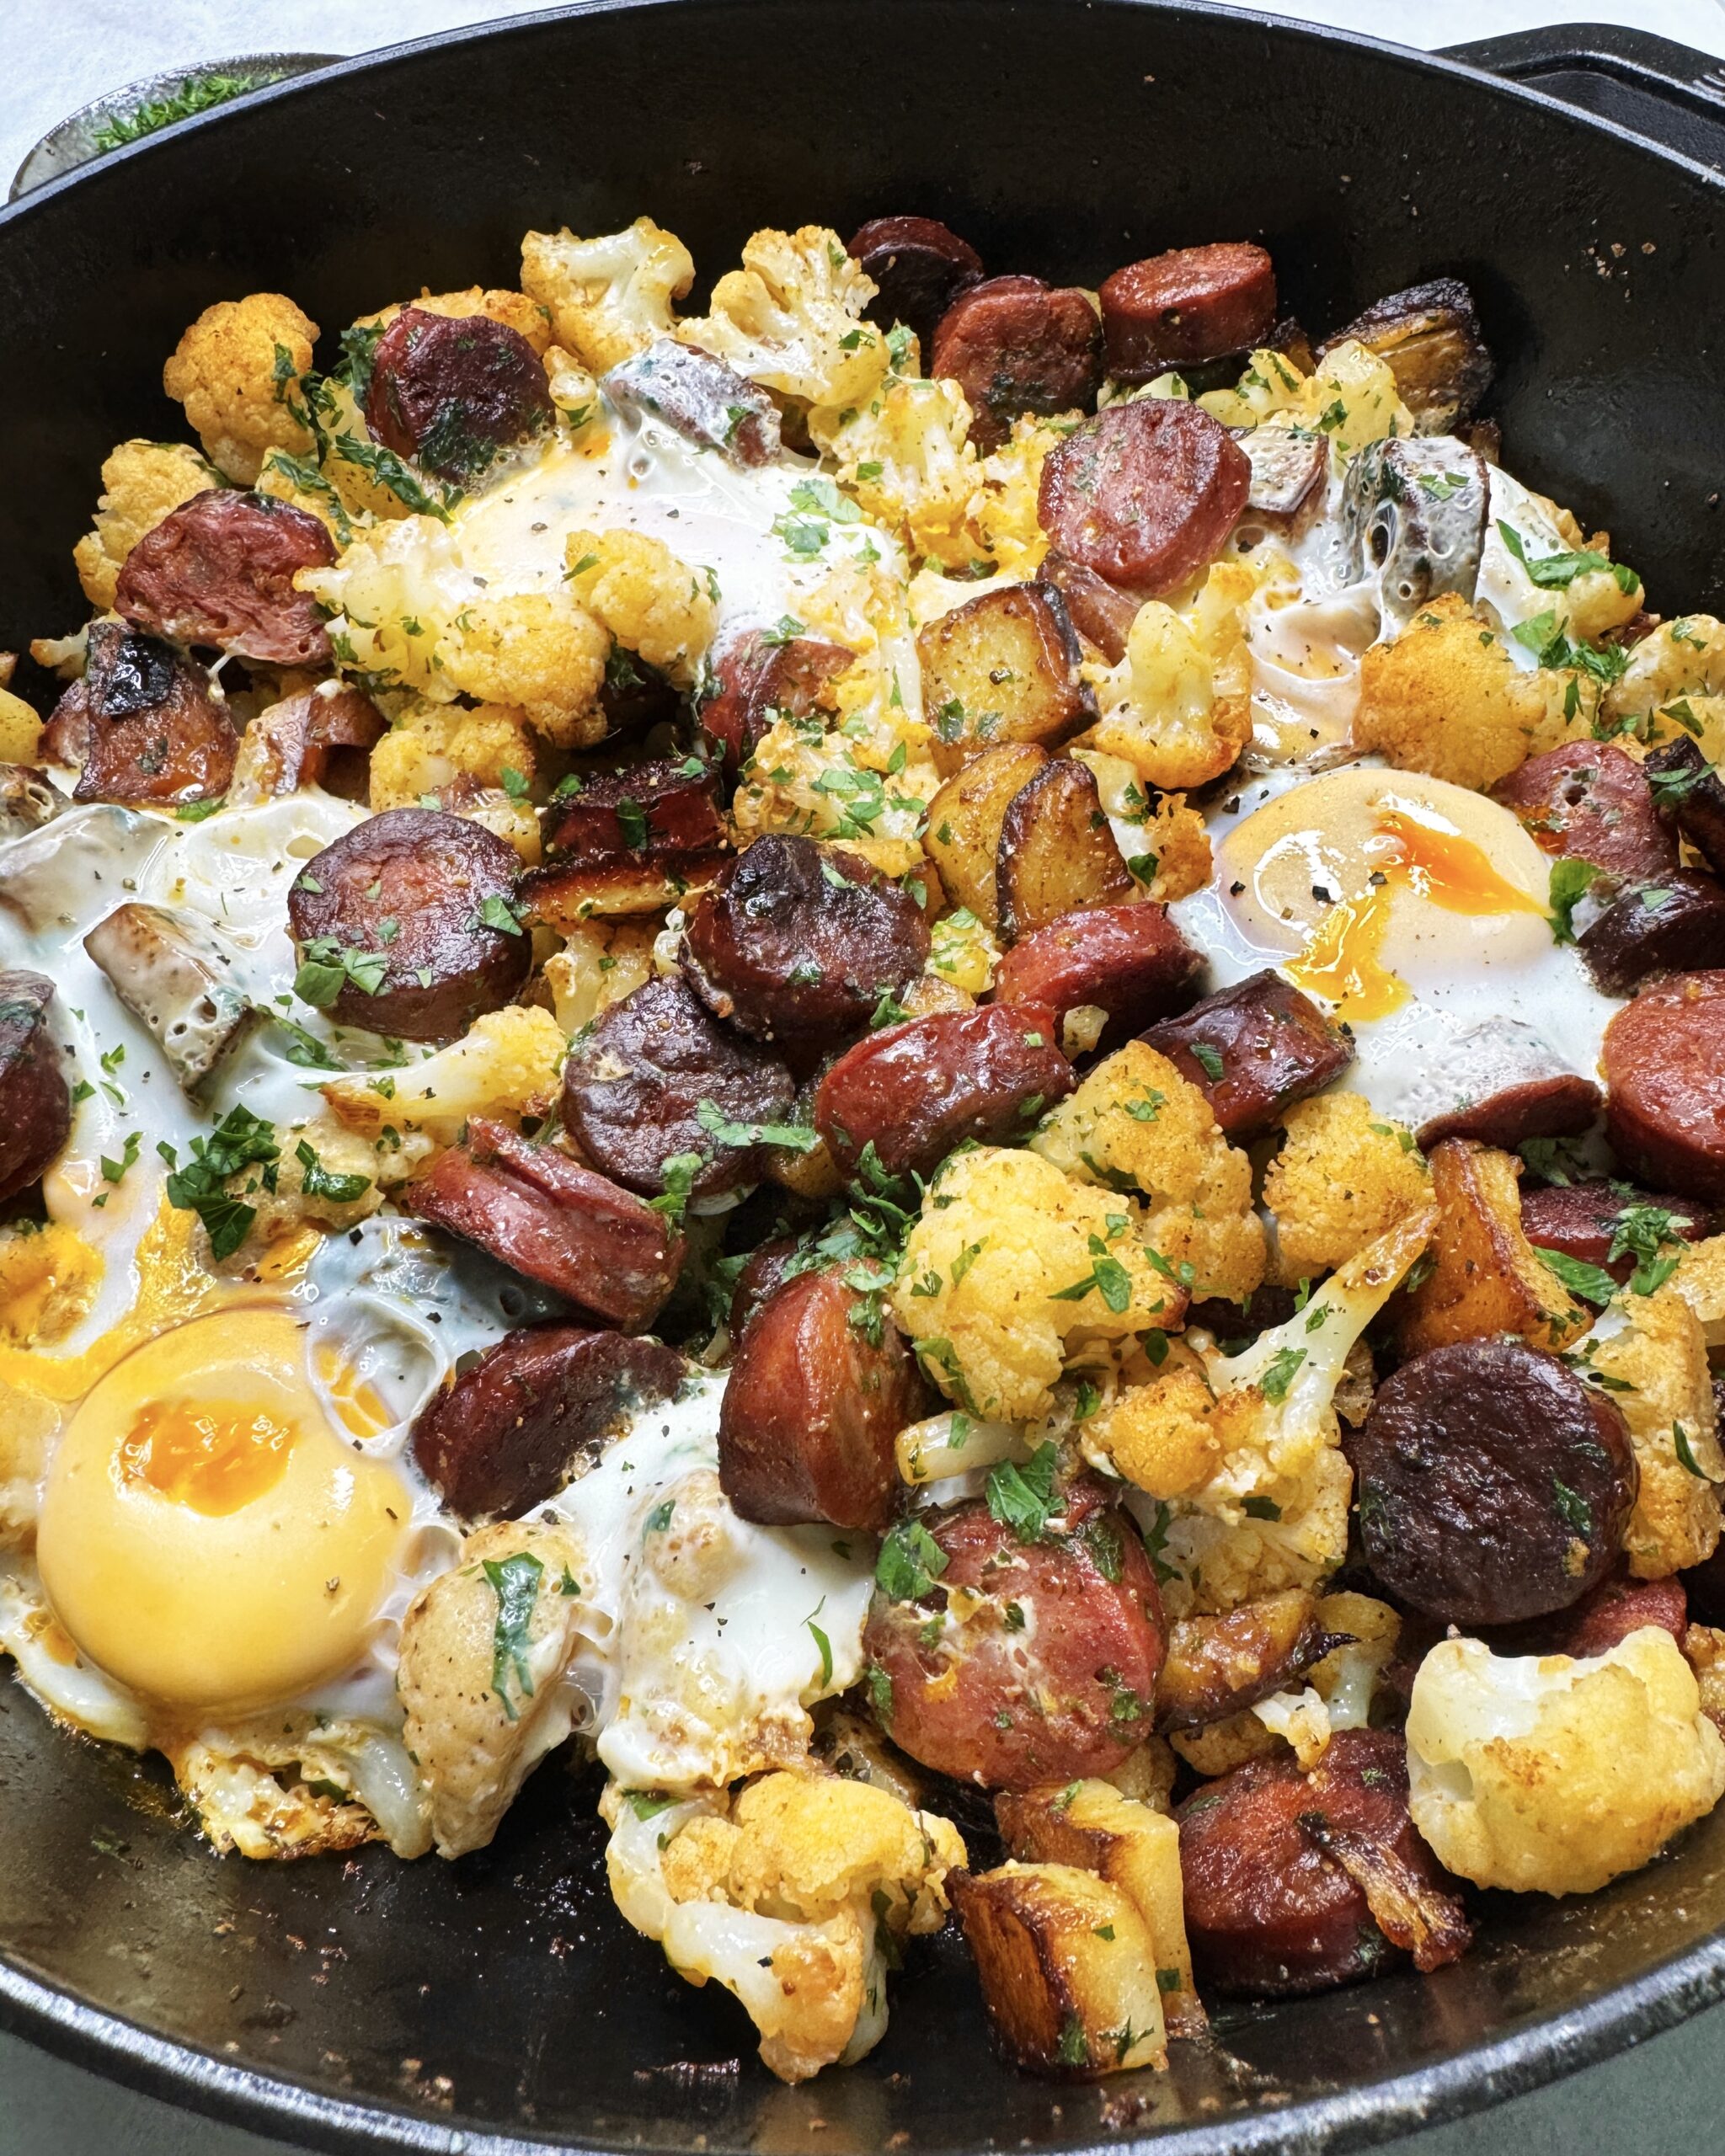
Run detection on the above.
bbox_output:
[3,3,1725,2149]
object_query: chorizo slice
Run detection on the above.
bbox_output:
[114,489,336,666]
[1154,1590,1333,1732]
[605,337,781,467]
[1518,1178,1711,1283]
[365,307,554,483]
[862,1480,1166,1788]
[1494,741,1677,883]
[1349,1337,1637,1627]
[697,627,852,773]
[412,1324,685,1518]
[1037,400,1252,598]
[1416,1071,1602,1154]
[1139,970,1352,1139]
[403,1117,683,1328]
[1579,870,1725,996]
[930,275,1104,452]
[1645,736,1725,878]
[0,972,70,1203]
[1604,971,1725,1202]
[681,834,928,1042]
[288,806,531,1041]
[993,901,1204,1048]
[1098,242,1277,382]
[728,1233,803,1341]
[848,215,983,348]
[815,1002,1074,1180]
[71,622,237,806]
[1548,1571,1688,1659]
[718,1267,934,1532]
[560,973,795,1198]
[523,757,728,926]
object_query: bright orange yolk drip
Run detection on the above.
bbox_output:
[1287,808,1542,1025]
[116,1397,297,1515]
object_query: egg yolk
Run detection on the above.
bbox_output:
[117,1397,296,1515]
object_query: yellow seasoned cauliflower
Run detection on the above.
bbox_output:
[1199,339,1411,456]
[814,371,980,569]
[442,590,611,746]
[889,1146,1179,1422]
[163,291,319,483]
[223,1116,386,1257]
[1092,560,1257,791]
[1354,594,1562,790]
[1674,1230,1725,1348]
[966,414,1068,579]
[1600,614,1725,763]
[1151,1449,1356,1619]
[563,527,717,688]
[1583,1287,1723,1577]
[72,439,219,608]
[168,1715,430,1861]
[680,226,889,414]
[1031,1043,1265,1304]
[1406,1630,1725,1895]
[732,713,932,881]
[544,921,657,1033]
[520,217,695,373]
[368,698,538,813]
[1263,1092,1430,1286]
[0,1221,100,1348]
[321,1007,567,1144]
[927,905,999,995]
[1076,749,1213,904]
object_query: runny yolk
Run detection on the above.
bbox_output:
[312,1340,393,1440]
[116,1397,297,1515]
[1287,805,1544,1025]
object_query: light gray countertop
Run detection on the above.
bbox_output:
[2,3,1724,2150]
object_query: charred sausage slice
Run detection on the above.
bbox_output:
[848,216,983,348]
[1139,970,1352,1138]
[537,758,726,872]
[1579,870,1725,996]
[238,682,385,800]
[1494,742,1677,883]
[1604,970,1725,1202]
[1644,736,1725,878]
[1033,550,1143,664]
[698,627,852,773]
[287,806,531,1041]
[1519,1178,1711,1283]
[1550,1572,1688,1658]
[992,901,1204,1048]
[365,307,554,483]
[0,972,70,1203]
[114,489,337,666]
[1037,400,1252,598]
[605,338,781,467]
[1098,243,1277,382]
[1415,1071,1602,1154]
[931,276,1104,452]
[412,1324,685,1518]
[70,622,236,806]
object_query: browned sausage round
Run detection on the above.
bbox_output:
[70,622,237,806]
[114,489,337,666]
[718,1267,933,1532]
[1605,970,1725,1201]
[1350,1338,1637,1627]
[1139,969,1353,1138]
[862,1479,1166,1787]
[681,835,929,1043]
[815,1002,1074,1180]
[930,276,1103,452]
[412,1324,686,1518]
[1579,871,1725,995]
[847,215,983,349]
[1493,742,1677,883]
[1551,1571,1688,1658]
[1038,400,1252,597]
[1416,1071,1602,1153]
[1644,736,1725,878]
[403,1118,684,1327]
[1155,1591,1332,1732]
[365,307,554,483]
[1519,1178,1711,1283]
[699,629,851,774]
[1178,1727,1470,1996]
[0,973,70,1204]
[728,1234,803,1340]
[538,757,726,871]
[287,807,530,1041]
[1099,242,1277,381]
[561,974,795,1198]
[991,901,1204,1047]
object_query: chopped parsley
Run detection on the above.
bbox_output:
[876,1518,948,1602]
[482,1550,544,1721]
[157,1105,280,1261]
[985,1442,1060,1543]
[295,1139,371,1204]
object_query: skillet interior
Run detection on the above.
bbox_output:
[2,3,1725,2148]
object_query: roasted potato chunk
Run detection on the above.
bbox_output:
[1317,278,1493,435]
[996,758,1135,942]
[1397,1138,1589,1357]
[925,742,1049,931]
[919,584,1096,777]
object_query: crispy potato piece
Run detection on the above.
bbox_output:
[522,853,729,926]
[919,584,1097,778]
[1316,279,1492,435]
[996,758,1135,942]
[949,1861,1168,2075]
[925,743,1049,931]
[996,1780,1202,2036]
[1397,1139,1588,1356]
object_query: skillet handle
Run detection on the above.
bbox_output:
[1445,24,1725,172]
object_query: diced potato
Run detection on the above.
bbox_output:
[996,758,1135,942]
[918,584,1097,777]
[1397,1139,1588,1356]
[925,743,1049,931]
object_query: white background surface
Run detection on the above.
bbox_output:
[3,2,1725,2151]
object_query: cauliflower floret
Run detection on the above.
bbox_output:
[321,1007,567,1144]
[966,414,1068,579]
[1032,1043,1265,1304]
[1354,594,1560,790]
[680,226,889,414]
[0,1221,103,1348]
[442,591,609,746]
[1583,1287,1723,1577]
[1600,615,1725,763]
[363,284,553,355]
[1151,1447,1356,1618]
[1263,1092,1430,1287]
[1076,749,1213,904]
[889,1146,1179,1422]
[1406,1630,1725,1895]
[605,1769,964,2083]
[1092,561,1258,791]
[520,217,695,374]
[162,291,319,483]
[1674,1230,1725,1348]
[168,1716,430,1860]
[72,439,219,608]
[927,905,999,995]
[563,527,716,688]
[226,1115,386,1256]
[814,371,980,569]
[732,713,932,880]
[1199,340,1411,456]
[368,698,539,813]
[544,921,657,1033]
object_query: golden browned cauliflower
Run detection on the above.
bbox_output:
[814,371,979,569]
[224,1115,385,1257]
[73,439,219,608]
[1354,594,1558,790]
[1077,749,1213,905]
[521,217,695,373]
[563,527,717,688]
[1199,339,1411,454]
[889,1146,1179,1422]
[1263,1091,1430,1286]
[1674,1230,1725,1348]
[368,697,539,811]
[1583,1287,1724,1577]
[1031,1042,1265,1304]
[1406,1630,1725,1894]
[322,1007,568,1144]
[163,291,319,483]
[0,1223,102,1350]
[1600,614,1725,764]
[168,1716,430,1860]
[1092,560,1257,791]
[544,921,657,1033]
[681,226,889,413]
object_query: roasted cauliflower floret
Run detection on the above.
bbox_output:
[1092,561,1257,791]
[1263,1092,1430,1287]
[1600,614,1725,762]
[73,439,219,608]
[967,414,1067,579]
[1406,1630,1725,1895]
[227,1115,385,1255]
[441,590,610,746]
[563,527,717,689]
[889,1146,1178,1422]
[168,1716,430,1860]
[814,371,979,569]
[162,291,319,483]
[1032,1042,1265,1304]
[1674,1230,1725,1348]
[1199,339,1411,455]
[1077,749,1213,904]
[1354,594,1557,790]
[520,217,695,374]
[544,921,657,1033]
[368,698,539,813]
[0,1222,101,1350]
[322,1007,568,1144]
[1582,1286,1724,1577]
[680,226,889,413]
[364,285,553,354]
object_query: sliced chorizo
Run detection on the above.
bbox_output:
[930,276,1103,452]
[993,901,1204,1048]
[1578,870,1725,996]
[605,338,781,467]
[1493,742,1677,883]
[1604,971,1725,1201]
[1140,969,1352,1138]
[816,1002,1074,1180]
[412,1324,686,1518]
[0,972,70,1204]
[560,973,795,1198]
[681,834,928,1043]
[1098,242,1277,382]
[237,682,385,801]
[402,1117,684,1328]
[1644,736,1725,878]
[848,216,983,348]
[1349,1337,1637,1628]
[1518,1178,1711,1283]
[537,757,726,871]
[728,1234,803,1340]
[862,1480,1166,1788]
[1550,1572,1688,1658]
[365,307,554,483]
[287,807,530,1041]
[1155,1590,1333,1732]
[698,627,851,773]
[1416,1070,1602,1154]
[71,622,236,806]
[114,489,336,666]
[1037,400,1252,598]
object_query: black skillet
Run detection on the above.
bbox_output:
[3,5,1725,2150]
